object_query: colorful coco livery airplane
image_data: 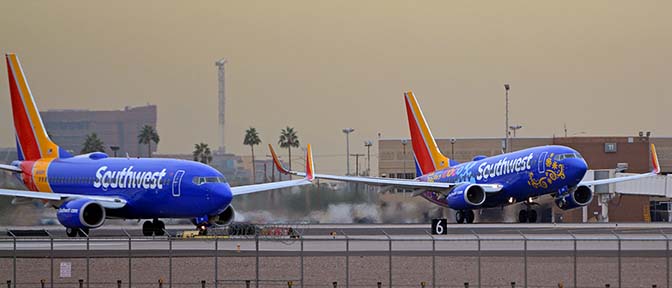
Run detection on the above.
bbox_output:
[0,54,315,237]
[271,91,661,223]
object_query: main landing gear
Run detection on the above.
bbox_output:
[455,210,475,224]
[518,201,538,223]
[142,219,166,236]
[66,227,89,237]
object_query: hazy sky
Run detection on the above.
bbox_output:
[1,1,670,174]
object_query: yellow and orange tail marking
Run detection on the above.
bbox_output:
[269,144,291,174]
[404,91,450,175]
[651,144,660,174]
[305,144,314,180]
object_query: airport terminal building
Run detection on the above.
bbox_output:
[378,135,672,223]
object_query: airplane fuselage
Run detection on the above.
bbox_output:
[416,145,588,208]
[13,153,233,219]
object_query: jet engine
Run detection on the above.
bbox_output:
[555,185,594,210]
[213,205,236,226]
[446,183,486,210]
[56,199,106,229]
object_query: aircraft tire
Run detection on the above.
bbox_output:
[154,220,166,236]
[465,210,475,223]
[456,211,465,224]
[518,210,528,223]
[66,228,78,238]
[142,221,154,236]
[528,210,538,223]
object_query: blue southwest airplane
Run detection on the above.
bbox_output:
[0,54,315,237]
[271,91,661,223]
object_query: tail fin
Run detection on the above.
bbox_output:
[6,54,71,160]
[404,91,449,175]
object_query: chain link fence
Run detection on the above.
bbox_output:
[0,227,669,288]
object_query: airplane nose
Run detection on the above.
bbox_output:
[568,158,588,182]
[210,184,233,207]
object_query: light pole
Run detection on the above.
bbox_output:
[450,138,456,160]
[343,128,355,175]
[504,84,510,153]
[401,139,408,179]
[364,141,373,176]
[509,125,523,137]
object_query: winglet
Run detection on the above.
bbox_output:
[268,144,293,175]
[651,143,660,174]
[305,144,314,181]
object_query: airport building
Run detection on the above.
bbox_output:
[378,135,672,223]
[40,105,157,157]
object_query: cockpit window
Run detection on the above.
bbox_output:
[554,153,583,161]
[192,176,227,185]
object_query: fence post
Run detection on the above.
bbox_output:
[168,230,173,288]
[255,234,260,288]
[9,230,16,288]
[519,231,527,288]
[661,230,669,288]
[425,232,436,288]
[612,232,621,288]
[122,229,133,288]
[343,231,349,288]
[47,230,54,288]
[471,230,481,288]
[569,231,577,288]
[383,231,392,288]
[83,230,90,288]
[215,236,219,288]
[300,234,304,288]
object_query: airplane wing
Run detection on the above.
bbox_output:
[0,188,127,209]
[0,164,22,173]
[230,144,316,196]
[580,144,661,187]
[268,144,503,193]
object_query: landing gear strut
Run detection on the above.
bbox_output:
[456,210,475,224]
[142,219,166,236]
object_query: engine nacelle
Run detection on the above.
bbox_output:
[555,185,594,210]
[213,205,236,226]
[56,199,106,229]
[446,183,486,210]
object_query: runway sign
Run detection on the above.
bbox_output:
[431,218,447,235]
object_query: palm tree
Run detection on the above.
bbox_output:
[81,133,105,154]
[278,126,300,176]
[138,125,160,158]
[193,142,213,164]
[243,127,262,184]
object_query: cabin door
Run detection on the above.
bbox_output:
[172,170,185,197]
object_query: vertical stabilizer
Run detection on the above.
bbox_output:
[404,91,450,175]
[6,54,71,160]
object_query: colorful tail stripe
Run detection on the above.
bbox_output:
[269,144,291,174]
[305,144,314,180]
[6,54,65,160]
[404,91,450,175]
[651,144,660,174]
